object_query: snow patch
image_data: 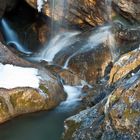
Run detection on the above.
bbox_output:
[0,63,40,89]
[37,0,47,12]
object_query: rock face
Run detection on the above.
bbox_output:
[0,0,17,18]
[52,27,113,85]
[109,47,140,84]
[25,0,108,29]
[113,0,140,23]
[0,86,65,123]
[62,46,140,140]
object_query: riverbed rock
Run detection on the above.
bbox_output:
[0,85,65,123]
[62,60,140,140]
[0,42,66,123]
[113,22,140,55]
[0,42,34,67]
[109,47,140,84]
[112,0,140,23]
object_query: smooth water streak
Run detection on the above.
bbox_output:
[38,31,80,62]
[0,18,32,55]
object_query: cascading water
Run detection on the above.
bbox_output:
[0,18,32,55]
[37,31,80,62]
[50,0,68,37]
[105,0,112,22]
[105,0,119,60]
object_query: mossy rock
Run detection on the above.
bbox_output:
[10,88,46,113]
[0,96,10,122]
[62,120,81,140]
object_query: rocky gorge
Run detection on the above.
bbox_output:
[0,0,140,140]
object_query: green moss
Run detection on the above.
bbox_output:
[124,109,140,120]
[10,90,44,110]
[0,96,9,116]
[62,120,81,140]
[39,84,49,95]
[110,95,120,105]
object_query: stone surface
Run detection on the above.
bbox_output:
[0,86,65,123]
[62,45,140,140]
[0,42,34,67]
[53,27,113,85]
[25,0,108,29]
[109,47,140,84]
[63,70,140,140]
[113,0,140,23]
[0,42,66,123]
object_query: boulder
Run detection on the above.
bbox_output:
[62,55,140,140]
[53,26,113,85]
[62,42,140,140]
[112,0,140,23]
[113,22,140,55]
[109,47,140,84]
[0,42,34,67]
[0,42,66,123]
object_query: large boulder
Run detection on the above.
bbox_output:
[109,47,140,84]
[112,0,140,23]
[0,42,66,123]
[62,48,140,140]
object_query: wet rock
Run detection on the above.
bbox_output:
[0,42,66,123]
[0,42,35,67]
[58,70,82,86]
[109,47,140,84]
[113,22,140,55]
[25,0,109,29]
[0,85,65,123]
[0,42,34,67]
[62,67,140,140]
[112,0,140,23]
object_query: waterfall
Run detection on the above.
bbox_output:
[35,31,80,62]
[105,0,112,22]
[50,0,68,37]
[0,18,32,55]
[105,0,119,61]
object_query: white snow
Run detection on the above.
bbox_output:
[37,0,47,12]
[0,63,40,89]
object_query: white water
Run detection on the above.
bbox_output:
[37,31,79,62]
[56,85,82,111]
[0,19,32,54]
[0,63,40,89]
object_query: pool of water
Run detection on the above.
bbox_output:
[0,107,78,140]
